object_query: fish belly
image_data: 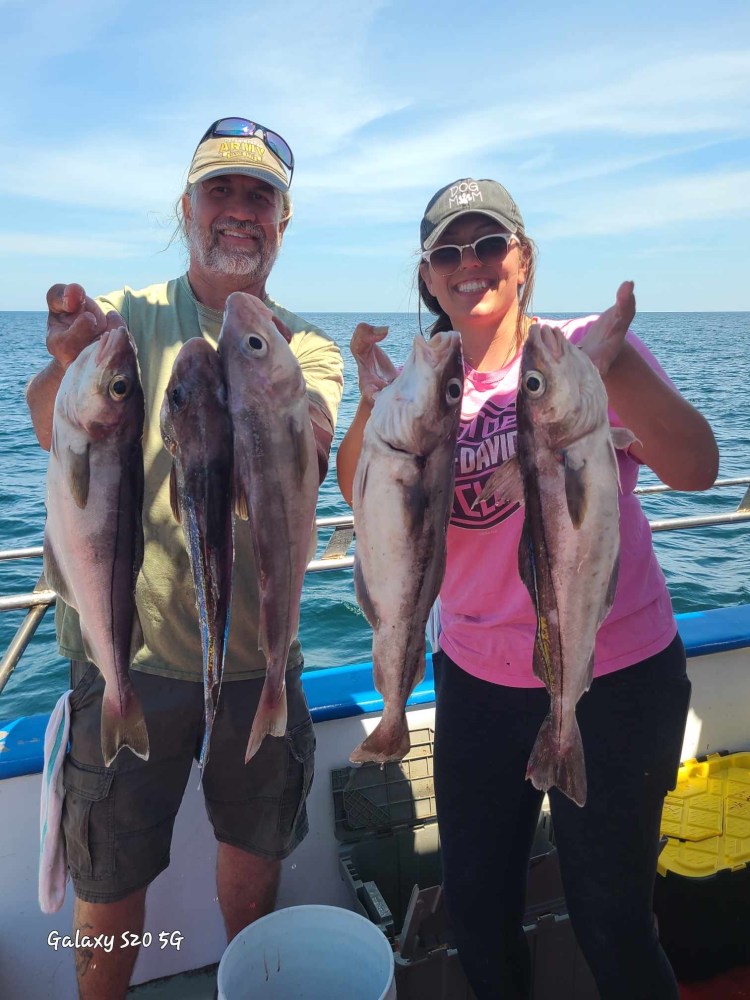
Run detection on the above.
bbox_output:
[526,437,620,806]
[242,410,318,763]
[45,447,148,766]
[350,451,435,764]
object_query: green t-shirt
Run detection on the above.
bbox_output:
[55,275,344,681]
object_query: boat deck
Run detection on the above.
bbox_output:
[128,964,217,997]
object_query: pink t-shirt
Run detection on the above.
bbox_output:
[438,315,677,687]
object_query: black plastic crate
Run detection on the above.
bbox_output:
[332,728,599,999]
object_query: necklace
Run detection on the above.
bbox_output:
[463,316,532,372]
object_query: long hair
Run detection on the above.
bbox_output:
[417,231,538,350]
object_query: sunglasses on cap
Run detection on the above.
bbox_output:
[197,117,295,178]
[421,233,519,276]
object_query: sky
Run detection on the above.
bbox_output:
[1,0,749,314]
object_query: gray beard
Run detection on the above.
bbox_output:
[188,219,279,279]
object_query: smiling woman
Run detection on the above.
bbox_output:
[336,175,719,1000]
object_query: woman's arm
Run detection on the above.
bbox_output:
[336,397,374,506]
[576,281,719,491]
[603,343,719,491]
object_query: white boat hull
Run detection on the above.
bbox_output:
[1,607,749,998]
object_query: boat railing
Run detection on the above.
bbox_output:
[1,477,749,698]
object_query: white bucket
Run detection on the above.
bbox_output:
[217,903,396,1000]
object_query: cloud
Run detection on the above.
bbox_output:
[537,169,750,238]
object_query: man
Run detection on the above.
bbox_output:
[26,116,344,999]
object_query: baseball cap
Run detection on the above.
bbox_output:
[420,178,525,249]
[188,125,291,193]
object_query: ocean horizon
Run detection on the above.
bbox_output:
[1,309,749,724]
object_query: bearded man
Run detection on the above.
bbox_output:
[26,117,344,1000]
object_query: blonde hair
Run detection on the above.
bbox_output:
[418,230,538,350]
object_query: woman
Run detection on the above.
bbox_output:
[337,178,719,1000]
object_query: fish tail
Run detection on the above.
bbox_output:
[349,708,411,765]
[100,683,150,767]
[198,687,218,772]
[526,711,587,807]
[245,682,287,764]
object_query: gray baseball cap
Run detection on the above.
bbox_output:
[420,178,525,249]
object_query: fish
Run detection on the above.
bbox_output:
[478,323,635,806]
[160,338,234,770]
[43,325,148,767]
[218,292,319,763]
[350,330,463,764]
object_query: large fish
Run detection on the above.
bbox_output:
[479,324,635,806]
[43,326,148,766]
[350,331,463,764]
[218,293,319,763]
[160,338,234,770]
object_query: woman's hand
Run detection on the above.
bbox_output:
[578,281,636,376]
[582,281,718,490]
[350,323,398,404]
[336,324,398,506]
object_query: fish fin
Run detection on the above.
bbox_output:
[43,540,74,606]
[526,711,587,807]
[474,456,524,508]
[517,522,538,607]
[563,453,588,529]
[603,556,619,619]
[357,460,369,500]
[199,690,217,772]
[353,559,379,628]
[233,472,250,520]
[245,682,287,763]
[403,477,427,534]
[168,464,182,523]
[66,445,91,509]
[610,426,638,452]
[288,415,310,483]
[350,710,411,765]
[531,614,557,691]
[100,682,150,766]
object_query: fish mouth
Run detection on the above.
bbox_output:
[94,326,135,368]
[527,323,565,362]
[414,330,462,368]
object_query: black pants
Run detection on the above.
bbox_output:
[433,634,691,1000]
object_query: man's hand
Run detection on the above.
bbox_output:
[46,283,122,370]
[272,314,293,344]
[577,281,636,377]
[350,323,398,404]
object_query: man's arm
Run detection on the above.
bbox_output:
[310,407,334,485]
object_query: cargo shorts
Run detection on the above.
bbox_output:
[61,659,315,904]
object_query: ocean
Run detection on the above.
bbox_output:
[1,310,749,725]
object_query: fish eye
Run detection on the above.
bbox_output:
[171,384,186,409]
[109,374,130,400]
[245,334,267,355]
[445,377,463,404]
[523,370,546,397]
